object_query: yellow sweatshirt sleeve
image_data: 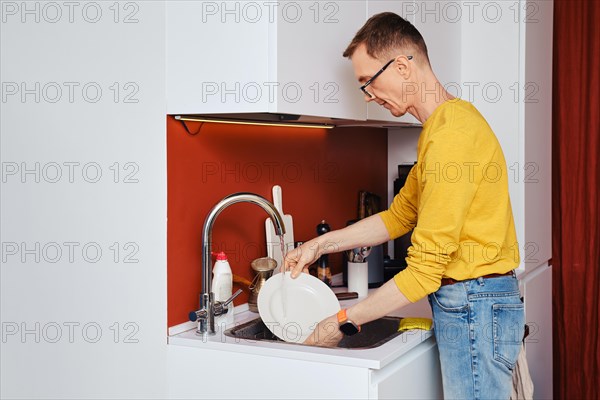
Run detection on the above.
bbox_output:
[393,129,483,302]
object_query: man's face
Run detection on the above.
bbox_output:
[351,44,410,117]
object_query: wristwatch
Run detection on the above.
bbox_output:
[337,309,361,336]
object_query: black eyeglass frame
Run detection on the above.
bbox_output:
[360,55,413,98]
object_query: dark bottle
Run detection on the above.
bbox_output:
[316,220,332,286]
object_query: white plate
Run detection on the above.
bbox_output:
[258,272,340,343]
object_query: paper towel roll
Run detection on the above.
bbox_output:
[348,261,369,298]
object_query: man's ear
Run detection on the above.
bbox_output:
[394,55,412,79]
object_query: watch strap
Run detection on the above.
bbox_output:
[337,308,348,324]
[337,309,361,333]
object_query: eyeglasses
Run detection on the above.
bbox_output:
[360,55,413,99]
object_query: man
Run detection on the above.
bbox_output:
[284,12,524,399]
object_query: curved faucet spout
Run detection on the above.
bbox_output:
[198,192,286,336]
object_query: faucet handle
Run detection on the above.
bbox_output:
[188,308,208,322]
[213,289,243,317]
[223,289,243,306]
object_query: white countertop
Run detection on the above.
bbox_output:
[168,291,434,370]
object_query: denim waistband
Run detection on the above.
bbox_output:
[440,270,516,287]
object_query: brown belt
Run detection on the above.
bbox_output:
[440,271,514,287]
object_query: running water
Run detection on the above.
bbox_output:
[279,235,288,319]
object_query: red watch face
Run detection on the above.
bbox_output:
[339,321,360,336]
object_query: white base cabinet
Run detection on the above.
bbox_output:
[167,337,441,399]
[369,338,442,399]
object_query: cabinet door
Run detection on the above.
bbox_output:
[460,2,520,156]
[366,1,460,125]
[369,338,443,399]
[366,1,420,124]
[166,1,270,114]
[460,1,522,265]
[522,264,553,400]
[276,1,366,119]
[168,344,370,399]
[412,1,461,91]
[523,0,553,269]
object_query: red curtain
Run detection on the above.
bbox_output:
[552,0,600,398]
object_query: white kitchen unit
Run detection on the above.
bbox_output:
[386,0,553,269]
[166,1,366,119]
[383,1,553,269]
[521,0,553,273]
[1,2,168,398]
[367,1,461,125]
[384,3,554,397]
[461,5,555,393]
[168,297,442,399]
[366,1,420,125]
[519,263,553,399]
[167,1,463,125]
[461,0,553,274]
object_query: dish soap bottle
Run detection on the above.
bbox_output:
[212,251,234,327]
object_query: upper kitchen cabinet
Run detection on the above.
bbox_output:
[275,1,366,118]
[366,1,461,124]
[166,1,366,119]
[461,0,553,272]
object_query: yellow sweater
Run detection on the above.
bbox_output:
[379,99,519,302]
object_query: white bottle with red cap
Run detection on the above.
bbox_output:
[212,251,234,327]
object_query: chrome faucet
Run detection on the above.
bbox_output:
[189,193,286,337]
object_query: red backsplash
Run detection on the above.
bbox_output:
[167,116,387,327]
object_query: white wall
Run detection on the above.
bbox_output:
[1,2,167,398]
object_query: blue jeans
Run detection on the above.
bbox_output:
[428,274,524,400]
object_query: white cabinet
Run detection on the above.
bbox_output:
[366,1,419,124]
[385,1,553,273]
[366,1,461,124]
[522,0,553,272]
[167,336,442,399]
[1,2,168,398]
[275,1,366,118]
[167,345,370,399]
[167,1,467,124]
[166,1,269,114]
[412,2,461,96]
[369,338,443,399]
[166,1,366,119]
[520,264,553,399]
[460,0,553,272]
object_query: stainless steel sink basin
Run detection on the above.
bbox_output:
[224,316,405,349]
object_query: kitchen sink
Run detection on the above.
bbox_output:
[224,316,405,349]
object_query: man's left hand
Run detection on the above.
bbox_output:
[303,314,343,347]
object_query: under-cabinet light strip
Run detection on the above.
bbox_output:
[174,116,335,129]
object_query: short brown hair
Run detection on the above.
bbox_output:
[343,12,429,64]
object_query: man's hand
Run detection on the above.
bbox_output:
[283,215,391,279]
[303,314,343,347]
[283,240,321,278]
